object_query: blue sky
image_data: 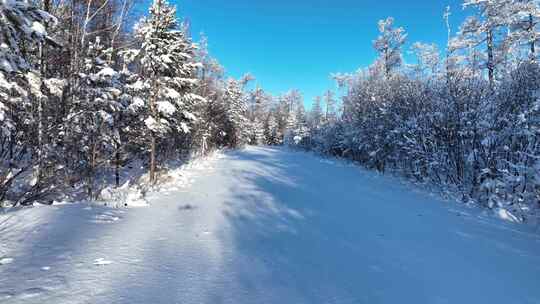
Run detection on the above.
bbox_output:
[137,0,470,106]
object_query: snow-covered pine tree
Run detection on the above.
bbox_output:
[284,108,298,146]
[462,0,513,86]
[246,86,270,144]
[294,101,309,146]
[0,0,58,206]
[323,90,337,124]
[264,112,279,145]
[68,37,124,198]
[132,0,204,183]
[507,0,540,60]
[373,17,407,78]
[250,117,265,145]
[223,78,249,147]
[451,16,487,79]
[248,86,267,121]
[0,0,57,143]
[0,0,57,75]
[191,33,227,154]
[281,90,303,146]
[410,42,441,78]
[309,96,323,130]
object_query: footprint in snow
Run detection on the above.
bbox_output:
[93,258,113,266]
[179,204,196,211]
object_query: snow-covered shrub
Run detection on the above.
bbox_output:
[99,182,147,208]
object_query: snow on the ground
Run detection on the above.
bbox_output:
[0,146,539,304]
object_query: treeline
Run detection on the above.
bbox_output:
[3,0,540,220]
[283,1,540,222]
[0,0,286,206]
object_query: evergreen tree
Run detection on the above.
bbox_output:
[68,37,125,198]
[264,112,279,145]
[0,0,58,205]
[508,0,540,60]
[373,17,407,77]
[250,117,265,145]
[132,0,204,183]
[323,90,337,124]
[410,42,441,78]
[223,78,249,147]
[310,96,323,130]
[463,0,513,86]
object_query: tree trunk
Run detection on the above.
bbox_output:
[36,73,44,182]
[150,134,156,184]
[149,78,158,184]
[88,140,98,200]
[115,148,121,188]
[114,111,123,188]
[530,14,536,60]
[384,48,390,78]
[487,29,495,88]
[36,0,52,181]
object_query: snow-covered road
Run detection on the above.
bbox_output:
[1,146,540,304]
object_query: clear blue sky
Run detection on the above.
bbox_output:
[137,0,469,106]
